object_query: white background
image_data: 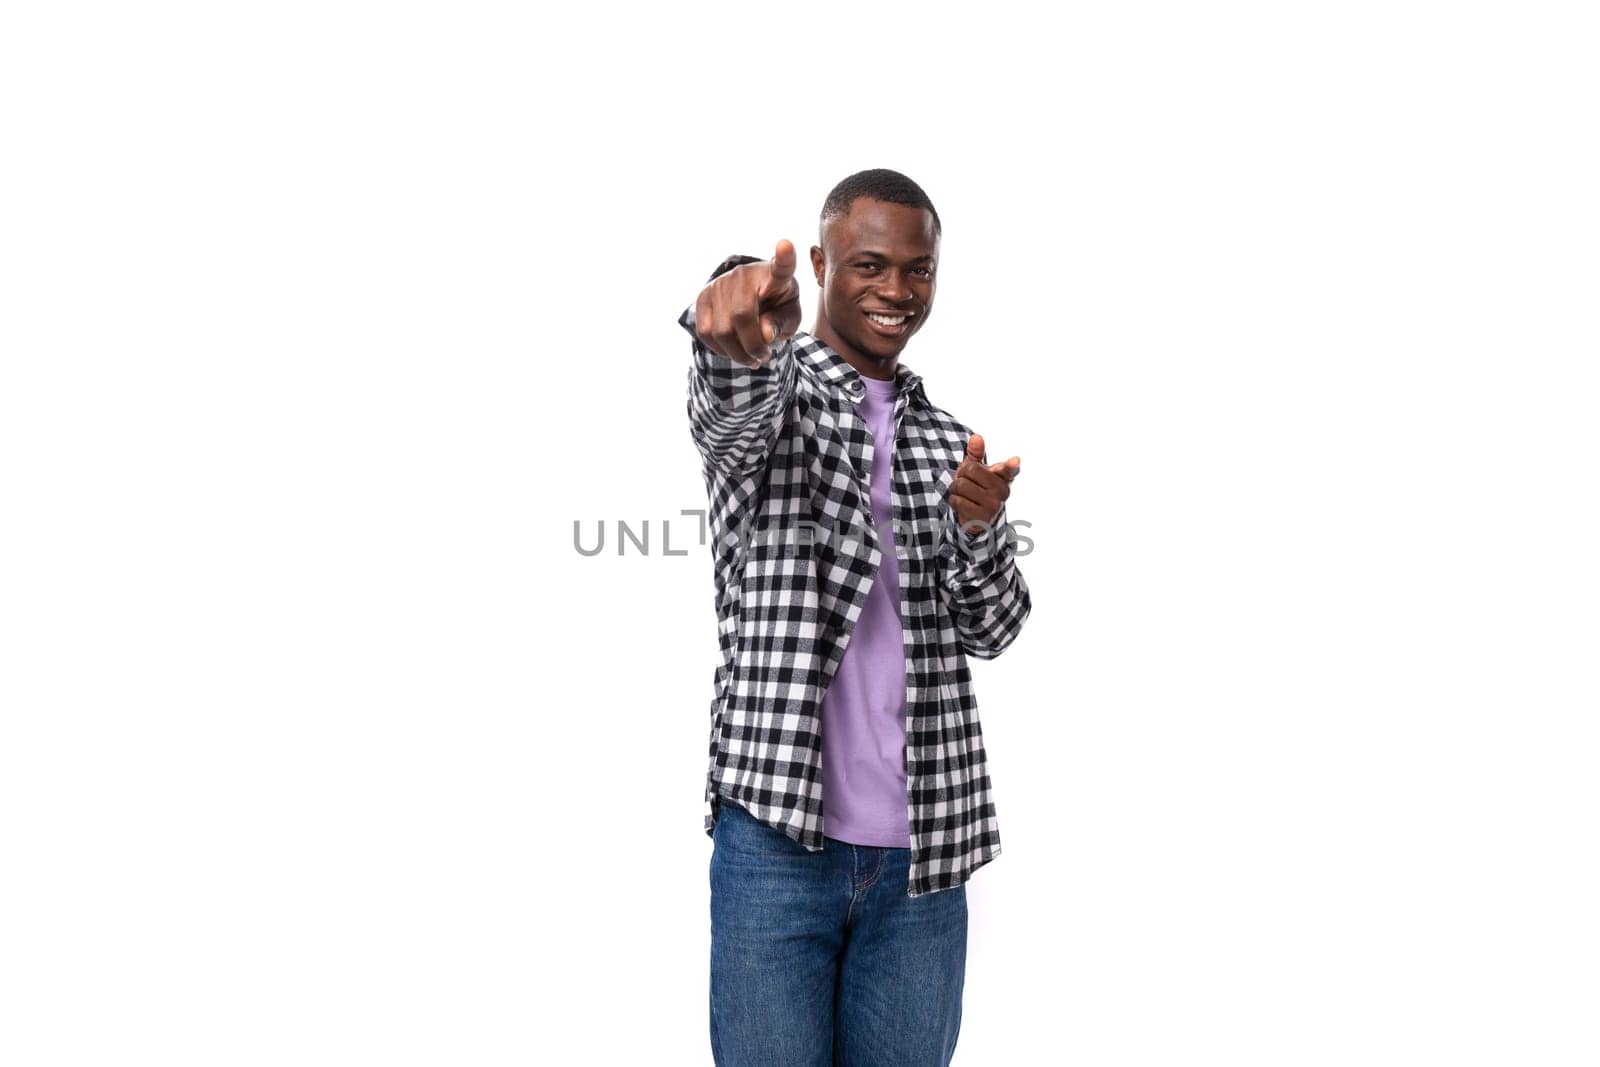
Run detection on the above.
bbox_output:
[3,2,1597,1064]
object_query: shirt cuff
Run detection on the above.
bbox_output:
[944,503,1009,570]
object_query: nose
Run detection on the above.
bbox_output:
[876,271,913,304]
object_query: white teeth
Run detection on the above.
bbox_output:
[867,313,908,327]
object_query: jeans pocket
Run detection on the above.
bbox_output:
[714,797,803,858]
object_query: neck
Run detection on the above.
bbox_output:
[812,306,898,382]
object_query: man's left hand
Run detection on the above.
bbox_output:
[949,433,1021,535]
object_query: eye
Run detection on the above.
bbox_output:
[912,266,933,277]
[856,262,880,273]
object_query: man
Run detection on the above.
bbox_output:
[682,169,1032,1066]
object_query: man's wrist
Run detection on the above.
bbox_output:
[946,506,1006,568]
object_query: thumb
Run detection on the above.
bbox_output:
[965,433,986,464]
[760,239,798,305]
[769,238,797,283]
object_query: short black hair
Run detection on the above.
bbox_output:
[819,168,942,237]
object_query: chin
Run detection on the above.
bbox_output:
[859,331,908,357]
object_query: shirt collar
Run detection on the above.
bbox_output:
[792,331,925,406]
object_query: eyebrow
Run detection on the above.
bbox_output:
[852,250,936,264]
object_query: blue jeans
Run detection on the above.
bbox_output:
[709,799,967,1066]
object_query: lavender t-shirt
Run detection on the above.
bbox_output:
[820,373,911,847]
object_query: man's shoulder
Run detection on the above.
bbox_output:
[918,394,969,436]
[911,386,973,449]
[788,330,824,359]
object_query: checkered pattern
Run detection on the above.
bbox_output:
[683,255,1032,897]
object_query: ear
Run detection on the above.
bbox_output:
[810,245,825,287]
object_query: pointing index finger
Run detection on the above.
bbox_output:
[986,456,1022,481]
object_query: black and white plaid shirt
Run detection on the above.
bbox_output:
[683,254,1032,897]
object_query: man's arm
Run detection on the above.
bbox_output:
[682,242,803,478]
[938,433,1032,659]
[938,505,1032,659]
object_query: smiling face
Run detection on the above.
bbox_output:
[810,197,939,379]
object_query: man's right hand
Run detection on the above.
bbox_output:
[693,239,803,370]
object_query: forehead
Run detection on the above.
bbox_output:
[823,198,939,258]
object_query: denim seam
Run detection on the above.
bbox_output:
[860,848,886,893]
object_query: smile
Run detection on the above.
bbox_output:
[865,311,912,328]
